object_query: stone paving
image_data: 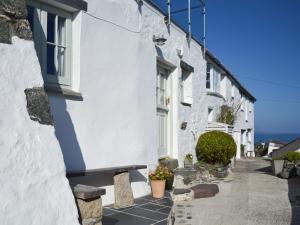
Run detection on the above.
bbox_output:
[188,158,300,225]
[102,192,173,225]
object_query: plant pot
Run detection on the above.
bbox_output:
[215,166,228,178]
[184,158,193,169]
[271,160,284,176]
[150,180,166,198]
[165,175,174,190]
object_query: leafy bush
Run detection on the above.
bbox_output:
[273,152,300,161]
[196,131,237,166]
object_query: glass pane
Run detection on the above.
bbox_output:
[57,16,66,46]
[57,47,65,77]
[27,6,34,33]
[47,44,56,75]
[47,13,55,43]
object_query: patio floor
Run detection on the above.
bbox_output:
[102,192,172,225]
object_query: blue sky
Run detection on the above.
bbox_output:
[153,0,300,134]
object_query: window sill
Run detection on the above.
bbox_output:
[181,101,192,106]
[206,91,225,101]
[45,85,83,101]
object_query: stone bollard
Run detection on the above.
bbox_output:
[72,184,106,225]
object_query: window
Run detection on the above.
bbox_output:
[231,84,235,99]
[180,69,193,105]
[220,75,226,98]
[206,63,211,89]
[206,63,220,93]
[208,107,214,122]
[241,96,245,111]
[27,1,72,88]
[245,99,248,122]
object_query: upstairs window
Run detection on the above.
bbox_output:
[180,61,194,105]
[206,63,211,89]
[231,85,235,99]
[27,1,72,88]
[206,63,220,93]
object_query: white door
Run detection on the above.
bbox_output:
[156,66,169,157]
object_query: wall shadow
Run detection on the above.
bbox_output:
[49,96,86,172]
[288,177,300,225]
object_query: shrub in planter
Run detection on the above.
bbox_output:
[196,131,237,166]
[149,165,173,197]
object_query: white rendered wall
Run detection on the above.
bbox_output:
[0,37,79,225]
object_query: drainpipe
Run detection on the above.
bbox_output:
[167,0,171,29]
[202,3,206,56]
[188,0,191,47]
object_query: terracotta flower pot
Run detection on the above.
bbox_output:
[150,180,166,198]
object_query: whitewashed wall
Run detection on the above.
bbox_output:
[48,0,208,205]
[0,37,79,225]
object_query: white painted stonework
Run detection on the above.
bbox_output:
[0,37,79,225]
[27,0,256,206]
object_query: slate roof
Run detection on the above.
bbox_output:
[272,137,300,158]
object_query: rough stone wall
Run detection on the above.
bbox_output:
[0,1,79,224]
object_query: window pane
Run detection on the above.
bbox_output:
[47,13,55,43]
[57,16,66,46]
[27,6,34,33]
[206,73,210,89]
[47,44,56,75]
[57,47,65,77]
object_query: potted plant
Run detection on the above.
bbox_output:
[149,165,173,198]
[184,153,193,168]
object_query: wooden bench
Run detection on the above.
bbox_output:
[67,165,147,209]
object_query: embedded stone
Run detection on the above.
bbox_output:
[24,87,54,125]
[114,172,134,209]
[0,0,27,19]
[190,184,219,198]
[0,17,12,44]
[13,19,32,40]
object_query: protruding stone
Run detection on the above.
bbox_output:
[114,172,134,209]
[0,16,12,44]
[0,0,27,19]
[24,87,54,125]
[191,184,219,199]
[13,19,32,40]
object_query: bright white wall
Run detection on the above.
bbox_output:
[0,37,79,225]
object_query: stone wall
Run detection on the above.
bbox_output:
[0,1,80,224]
[0,0,32,43]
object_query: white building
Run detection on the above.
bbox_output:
[25,0,255,205]
[267,140,285,155]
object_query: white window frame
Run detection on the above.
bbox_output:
[245,99,249,122]
[206,63,220,93]
[27,0,77,90]
[231,84,235,99]
[241,96,245,111]
[180,69,193,105]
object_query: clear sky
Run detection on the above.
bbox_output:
[153,0,300,134]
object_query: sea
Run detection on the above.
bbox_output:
[255,133,300,144]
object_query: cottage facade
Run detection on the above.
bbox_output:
[25,0,256,205]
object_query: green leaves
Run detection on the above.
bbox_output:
[196,131,237,166]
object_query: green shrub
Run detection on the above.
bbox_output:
[273,152,300,161]
[196,131,237,166]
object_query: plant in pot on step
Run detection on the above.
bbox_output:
[149,165,173,198]
[184,153,194,168]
